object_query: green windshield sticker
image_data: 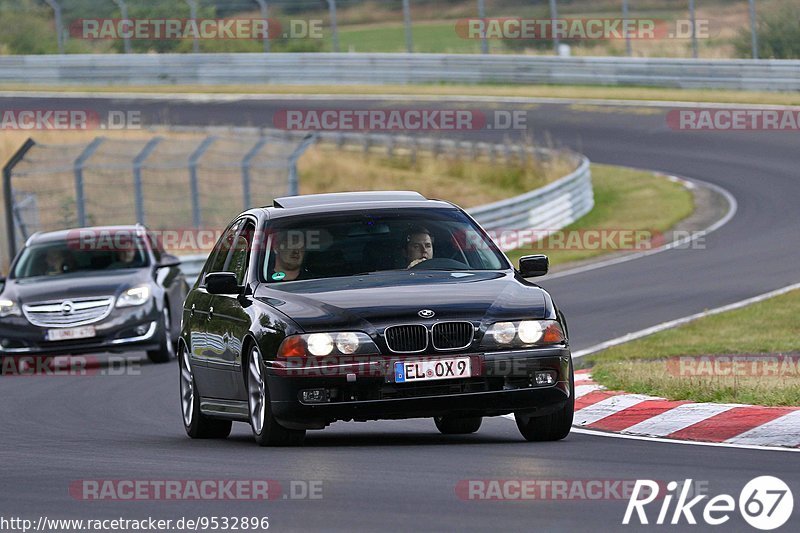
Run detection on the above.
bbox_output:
[272,272,286,281]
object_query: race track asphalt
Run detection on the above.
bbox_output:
[1,94,798,532]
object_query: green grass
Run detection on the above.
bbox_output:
[506,164,694,268]
[586,289,800,406]
[338,22,483,54]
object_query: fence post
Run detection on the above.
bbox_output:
[132,136,162,225]
[44,0,64,54]
[748,0,758,59]
[621,0,631,57]
[3,139,36,262]
[403,0,413,53]
[188,136,216,228]
[254,0,270,53]
[328,0,339,52]
[548,0,561,55]
[74,137,105,227]
[242,136,268,210]
[477,0,488,54]
[287,134,317,197]
[111,0,132,53]
[185,0,200,53]
[689,0,698,58]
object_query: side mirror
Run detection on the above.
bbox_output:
[518,254,549,278]
[157,254,181,269]
[205,272,241,295]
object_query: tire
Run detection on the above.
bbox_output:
[515,363,574,442]
[147,304,176,364]
[179,343,232,439]
[247,346,305,447]
[434,415,482,434]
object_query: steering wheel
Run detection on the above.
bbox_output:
[409,258,469,270]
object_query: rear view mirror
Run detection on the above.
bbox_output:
[205,272,241,295]
[157,254,181,268]
[518,255,549,278]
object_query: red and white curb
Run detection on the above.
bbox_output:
[572,370,800,448]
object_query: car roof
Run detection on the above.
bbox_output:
[265,191,456,219]
[26,225,146,246]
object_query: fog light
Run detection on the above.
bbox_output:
[535,371,555,385]
[300,389,330,403]
[135,324,149,336]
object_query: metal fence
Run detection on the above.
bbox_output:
[3,53,799,91]
[176,131,593,284]
[2,129,315,261]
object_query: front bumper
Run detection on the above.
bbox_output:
[0,303,161,357]
[265,347,571,429]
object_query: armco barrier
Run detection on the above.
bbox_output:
[1,53,799,91]
[178,132,593,284]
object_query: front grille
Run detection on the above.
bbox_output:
[432,321,474,350]
[23,297,114,328]
[384,324,428,353]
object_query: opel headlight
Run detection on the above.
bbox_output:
[116,285,151,308]
[0,299,21,318]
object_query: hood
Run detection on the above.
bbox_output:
[255,270,551,332]
[2,270,149,305]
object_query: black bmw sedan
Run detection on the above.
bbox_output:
[0,225,188,365]
[179,191,573,446]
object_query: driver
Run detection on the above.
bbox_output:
[270,230,311,282]
[404,226,434,269]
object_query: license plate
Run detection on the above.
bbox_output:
[46,326,96,342]
[394,357,471,383]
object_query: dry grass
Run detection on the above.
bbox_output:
[297,144,574,208]
[8,84,798,107]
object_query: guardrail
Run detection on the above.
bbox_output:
[2,53,799,91]
[177,131,593,284]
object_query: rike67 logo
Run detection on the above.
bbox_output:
[624,476,793,530]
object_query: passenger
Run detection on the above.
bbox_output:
[404,226,434,268]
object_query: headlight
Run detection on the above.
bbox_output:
[488,322,516,344]
[0,299,21,318]
[335,332,360,354]
[278,332,377,358]
[307,333,334,356]
[518,320,544,344]
[116,285,151,308]
[482,320,565,349]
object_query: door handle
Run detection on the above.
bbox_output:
[208,306,214,320]
[190,304,195,317]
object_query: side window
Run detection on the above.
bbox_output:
[203,221,240,282]
[227,221,255,285]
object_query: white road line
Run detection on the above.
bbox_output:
[570,427,800,453]
[574,372,594,383]
[573,394,656,426]
[575,384,604,398]
[622,403,739,437]
[545,173,738,281]
[724,411,800,447]
[573,281,800,359]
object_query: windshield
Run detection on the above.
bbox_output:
[12,238,149,279]
[262,208,509,284]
